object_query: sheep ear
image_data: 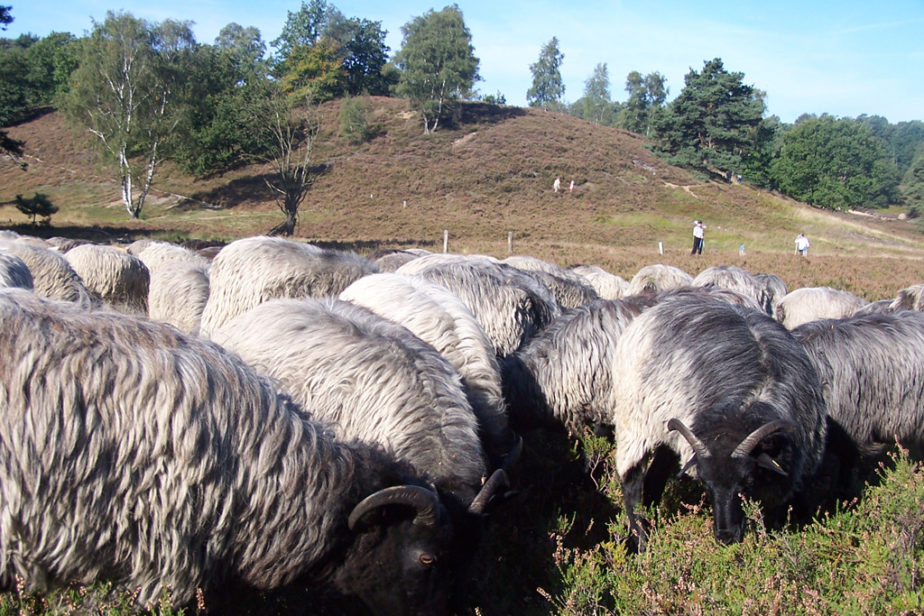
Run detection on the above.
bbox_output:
[756,453,788,477]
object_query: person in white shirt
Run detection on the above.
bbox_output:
[691,220,705,255]
[795,233,810,256]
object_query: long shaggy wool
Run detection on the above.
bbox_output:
[63,243,150,314]
[569,264,629,300]
[339,273,514,463]
[147,259,211,334]
[503,297,654,433]
[0,251,33,290]
[396,254,561,359]
[775,286,869,329]
[692,265,773,314]
[610,294,827,498]
[0,289,388,607]
[793,310,924,455]
[627,263,693,296]
[211,297,487,505]
[200,236,379,335]
[502,255,599,309]
[0,241,96,306]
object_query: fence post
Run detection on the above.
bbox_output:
[658,241,663,255]
[507,231,513,254]
[443,230,449,253]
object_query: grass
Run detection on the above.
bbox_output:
[1,98,923,614]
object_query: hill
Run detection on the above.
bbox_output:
[1,97,923,299]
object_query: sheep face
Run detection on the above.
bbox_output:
[332,487,455,616]
[670,402,798,545]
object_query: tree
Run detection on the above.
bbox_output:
[526,37,564,110]
[622,70,668,137]
[0,6,10,29]
[571,63,615,125]
[61,11,195,219]
[903,147,924,217]
[14,192,57,226]
[652,58,764,181]
[325,14,391,96]
[393,4,479,134]
[215,22,266,74]
[281,37,346,100]
[770,115,900,210]
[271,0,334,62]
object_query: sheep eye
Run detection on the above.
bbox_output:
[418,553,436,566]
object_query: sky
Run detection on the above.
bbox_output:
[6,0,924,124]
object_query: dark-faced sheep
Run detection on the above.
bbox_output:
[396,254,561,359]
[200,236,379,335]
[775,286,869,329]
[792,310,924,458]
[210,297,489,507]
[339,272,517,467]
[0,288,465,615]
[610,294,827,549]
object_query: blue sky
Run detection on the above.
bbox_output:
[8,1,924,123]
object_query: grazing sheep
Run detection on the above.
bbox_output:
[396,254,561,358]
[502,296,655,434]
[0,251,33,289]
[127,239,211,272]
[371,249,425,272]
[775,286,869,329]
[502,255,599,309]
[569,264,629,300]
[0,288,464,615]
[610,294,827,549]
[655,284,764,312]
[692,265,770,313]
[626,263,693,296]
[0,241,97,306]
[339,272,517,467]
[211,297,488,506]
[753,272,788,317]
[63,243,150,314]
[891,283,924,311]
[792,311,924,458]
[147,259,210,334]
[200,236,379,335]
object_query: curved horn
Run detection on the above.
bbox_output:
[469,469,509,515]
[731,420,797,459]
[501,434,524,472]
[348,485,441,530]
[667,418,710,460]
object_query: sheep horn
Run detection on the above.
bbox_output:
[469,469,509,515]
[667,418,710,460]
[731,420,797,459]
[348,485,441,530]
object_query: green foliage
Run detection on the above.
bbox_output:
[339,94,372,143]
[14,192,57,225]
[271,0,334,61]
[280,37,346,101]
[393,4,480,134]
[325,14,392,96]
[771,115,900,210]
[60,11,196,218]
[481,90,507,105]
[652,58,764,181]
[903,148,924,217]
[527,37,565,110]
[621,70,668,137]
[570,63,617,126]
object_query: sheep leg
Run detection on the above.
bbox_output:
[621,461,649,552]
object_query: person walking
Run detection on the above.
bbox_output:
[691,220,705,255]
[553,176,561,193]
[795,233,810,257]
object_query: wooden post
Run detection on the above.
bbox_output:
[507,231,513,254]
[443,230,449,253]
[658,241,663,255]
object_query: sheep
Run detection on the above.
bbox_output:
[502,296,655,435]
[210,297,489,507]
[338,272,517,467]
[147,259,210,334]
[569,264,629,299]
[200,236,379,336]
[0,287,468,615]
[127,239,211,272]
[0,251,33,290]
[371,249,425,272]
[63,243,150,314]
[775,286,869,329]
[891,283,924,311]
[0,240,97,307]
[396,254,561,359]
[655,284,764,312]
[792,310,924,458]
[692,265,771,314]
[626,263,693,296]
[753,272,788,317]
[610,293,827,549]
[502,255,599,309]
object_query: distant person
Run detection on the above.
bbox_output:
[569,179,575,193]
[795,233,810,257]
[691,220,705,255]
[553,176,561,193]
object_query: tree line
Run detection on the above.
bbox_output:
[1,1,922,231]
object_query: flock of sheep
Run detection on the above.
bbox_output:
[0,228,922,615]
